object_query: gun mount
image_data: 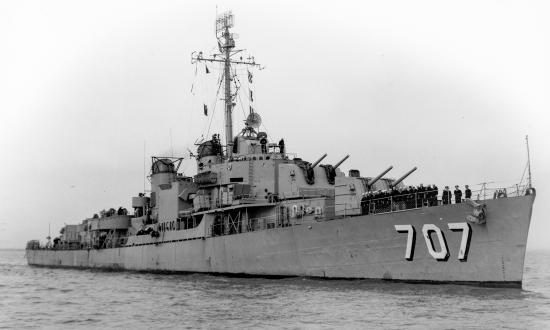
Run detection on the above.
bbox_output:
[390,167,418,188]
[311,153,328,168]
[334,155,350,169]
[367,166,393,188]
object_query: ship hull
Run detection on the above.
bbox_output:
[26,195,534,287]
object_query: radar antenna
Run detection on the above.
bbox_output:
[191,11,262,156]
[245,112,262,130]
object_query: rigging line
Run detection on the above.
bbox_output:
[237,89,247,118]
[205,92,219,138]
[519,161,528,186]
[190,79,197,132]
[206,72,224,138]
[260,122,271,141]
[481,179,519,185]
[200,62,218,136]
[217,64,224,86]
[190,62,198,94]
[233,74,247,118]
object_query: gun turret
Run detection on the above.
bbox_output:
[390,167,418,188]
[367,166,393,188]
[311,153,328,168]
[334,155,350,169]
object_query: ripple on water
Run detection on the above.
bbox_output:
[1,249,550,329]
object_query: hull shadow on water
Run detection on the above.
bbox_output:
[28,263,530,300]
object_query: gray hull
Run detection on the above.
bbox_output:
[26,195,534,286]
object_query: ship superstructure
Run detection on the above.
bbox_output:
[26,12,536,287]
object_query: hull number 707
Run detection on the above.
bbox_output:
[394,223,472,262]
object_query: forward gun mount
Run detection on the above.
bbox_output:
[390,167,418,188]
[311,153,328,168]
[367,166,394,189]
[334,155,350,169]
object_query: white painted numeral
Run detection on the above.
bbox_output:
[448,222,472,261]
[422,224,449,261]
[394,225,416,261]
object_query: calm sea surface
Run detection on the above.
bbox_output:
[1,249,549,329]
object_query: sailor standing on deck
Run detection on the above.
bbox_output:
[260,136,267,154]
[454,185,463,203]
[278,139,285,154]
[442,186,452,204]
[417,184,425,207]
[465,185,472,199]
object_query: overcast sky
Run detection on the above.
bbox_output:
[1,0,549,249]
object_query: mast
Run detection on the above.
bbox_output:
[526,135,532,188]
[222,21,234,152]
[191,11,262,157]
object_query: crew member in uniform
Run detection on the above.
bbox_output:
[454,185,462,203]
[442,186,452,204]
[416,183,425,207]
[465,185,472,199]
[260,136,267,153]
[361,193,369,215]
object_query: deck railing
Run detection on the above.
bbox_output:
[471,183,530,201]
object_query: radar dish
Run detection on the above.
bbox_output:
[246,112,262,129]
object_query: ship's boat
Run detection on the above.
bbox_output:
[26,11,536,288]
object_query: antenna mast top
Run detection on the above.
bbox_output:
[192,11,262,157]
[216,11,234,38]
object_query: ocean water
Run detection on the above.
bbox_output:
[1,249,549,329]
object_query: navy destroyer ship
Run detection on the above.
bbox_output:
[26,12,536,287]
